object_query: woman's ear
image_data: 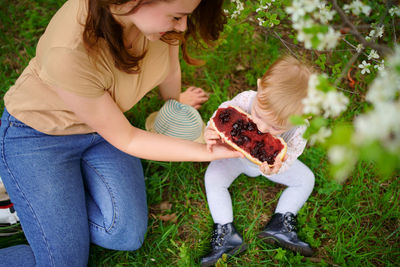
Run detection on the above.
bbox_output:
[110,0,139,14]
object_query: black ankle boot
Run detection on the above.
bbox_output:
[258,212,313,256]
[201,223,247,267]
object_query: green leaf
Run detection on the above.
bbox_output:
[303,117,328,139]
[315,54,327,71]
[328,123,354,146]
[359,141,400,178]
[359,141,383,162]
[376,152,399,178]
[316,75,335,92]
[311,116,329,128]
[290,115,307,125]
[274,248,287,260]
[311,34,321,49]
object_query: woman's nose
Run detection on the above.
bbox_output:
[174,16,187,32]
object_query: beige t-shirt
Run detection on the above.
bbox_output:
[4,0,171,135]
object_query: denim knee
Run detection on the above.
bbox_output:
[91,210,148,251]
[120,220,147,251]
[115,215,147,251]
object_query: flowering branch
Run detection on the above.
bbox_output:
[225,0,400,181]
[329,0,393,56]
[328,0,395,86]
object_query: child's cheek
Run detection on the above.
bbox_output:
[255,121,269,133]
[268,128,284,136]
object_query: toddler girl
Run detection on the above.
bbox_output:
[201,55,315,266]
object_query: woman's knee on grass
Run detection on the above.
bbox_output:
[93,212,148,251]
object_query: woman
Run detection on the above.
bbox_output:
[0,0,241,266]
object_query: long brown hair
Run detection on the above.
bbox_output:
[83,0,226,73]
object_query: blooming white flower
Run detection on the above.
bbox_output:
[358,60,371,74]
[367,46,400,105]
[368,49,380,60]
[356,46,400,151]
[308,73,320,91]
[343,4,351,13]
[387,44,400,69]
[356,44,364,53]
[343,0,371,16]
[368,29,375,38]
[317,27,341,50]
[303,0,320,13]
[374,60,385,71]
[302,74,349,118]
[328,145,358,182]
[354,102,400,151]
[389,6,400,17]
[309,126,332,145]
[291,17,313,31]
[313,2,336,24]
[376,26,384,38]
[368,26,384,39]
[287,1,341,51]
[302,76,324,114]
[230,0,244,19]
[257,18,265,26]
[302,86,324,114]
[286,0,320,21]
[285,3,306,22]
[366,71,393,104]
[295,21,315,49]
[361,3,372,16]
[322,90,349,118]
[328,145,349,165]
[256,0,272,13]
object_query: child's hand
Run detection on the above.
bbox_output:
[259,154,288,175]
[204,125,222,152]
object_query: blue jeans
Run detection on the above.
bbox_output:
[0,109,148,267]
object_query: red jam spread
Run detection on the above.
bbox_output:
[213,107,284,164]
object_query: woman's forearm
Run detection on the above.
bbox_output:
[124,128,212,162]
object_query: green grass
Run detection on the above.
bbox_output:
[1,1,399,266]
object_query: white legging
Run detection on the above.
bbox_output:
[205,158,315,225]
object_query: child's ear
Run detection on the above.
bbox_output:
[257,78,261,91]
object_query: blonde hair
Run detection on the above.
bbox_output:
[257,55,313,126]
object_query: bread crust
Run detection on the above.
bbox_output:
[210,105,287,166]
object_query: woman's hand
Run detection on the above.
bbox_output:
[204,124,243,159]
[259,154,288,175]
[179,86,209,109]
[210,142,244,161]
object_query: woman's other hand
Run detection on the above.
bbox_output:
[179,86,209,109]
